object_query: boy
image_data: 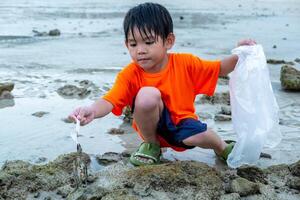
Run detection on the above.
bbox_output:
[69,2,256,166]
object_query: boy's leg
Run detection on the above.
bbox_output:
[132,87,163,163]
[182,129,227,155]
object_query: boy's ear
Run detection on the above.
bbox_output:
[165,33,175,49]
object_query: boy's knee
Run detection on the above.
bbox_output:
[135,87,162,111]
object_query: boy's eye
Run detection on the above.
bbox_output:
[129,43,136,47]
[145,41,155,45]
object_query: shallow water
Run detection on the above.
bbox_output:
[0,0,299,167]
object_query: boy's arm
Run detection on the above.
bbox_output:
[90,98,113,118]
[69,98,113,125]
[219,39,256,76]
[220,55,239,76]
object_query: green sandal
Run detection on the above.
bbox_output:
[130,142,161,166]
[215,140,236,161]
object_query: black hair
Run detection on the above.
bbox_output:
[123,2,173,42]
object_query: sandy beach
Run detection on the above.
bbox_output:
[0,0,300,199]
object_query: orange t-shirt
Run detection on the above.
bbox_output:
[103,53,220,151]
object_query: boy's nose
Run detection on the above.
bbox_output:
[137,46,146,55]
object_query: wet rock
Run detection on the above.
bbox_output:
[214,114,231,121]
[2,151,300,200]
[34,157,47,164]
[230,177,260,196]
[57,84,91,99]
[220,193,241,200]
[250,184,278,200]
[267,59,294,65]
[273,45,277,48]
[260,152,272,159]
[0,153,89,199]
[32,30,48,36]
[62,117,73,123]
[295,58,300,63]
[48,29,61,36]
[280,65,300,91]
[66,186,109,200]
[0,98,15,109]
[265,164,290,188]
[33,28,61,37]
[0,82,14,94]
[107,128,125,135]
[79,80,94,87]
[290,160,300,177]
[123,106,133,123]
[218,76,230,85]
[96,152,122,166]
[32,111,49,118]
[0,90,13,99]
[199,91,230,105]
[286,176,300,190]
[237,165,267,184]
[33,192,40,198]
[197,112,213,120]
[124,161,224,199]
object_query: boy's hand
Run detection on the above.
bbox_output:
[237,39,256,47]
[68,106,95,126]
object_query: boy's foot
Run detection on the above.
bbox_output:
[215,140,236,161]
[130,142,161,166]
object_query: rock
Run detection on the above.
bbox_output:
[286,176,300,190]
[34,157,47,164]
[57,185,73,198]
[33,192,40,198]
[220,106,231,115]
[67,186,109,200]
[57,84,91,99]
[32,30,48,36]
[295,58,300,63]
[197,112,212,120]
[280,65,300,91]
[124,161,224,199]
[0,90,13,99]
[107,128,125,135]
[0,152,90,199]
[123,106,133,123]
[214,114,231,121]
[259,152,272,159]
[61,117,73,123]
[273,45,277,48]
[267,59,294,65]
[246,184,278,200]
[0,99,15,109]
[96,152,122,166]
[79,80,94,87]
[32,111,49,118]
[230,177,260,196]
[290,160,300,177]
[48,29,61,36]
[0,82,14,94]
[220,193,241,200]
[218,76,230,85]
[199,91,230,105]
[237,165,267,184]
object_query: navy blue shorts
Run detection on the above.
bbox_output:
[157,106,207,149]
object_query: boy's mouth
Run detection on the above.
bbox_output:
[137,58,150,62]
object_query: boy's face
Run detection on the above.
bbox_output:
[125,27,174,73]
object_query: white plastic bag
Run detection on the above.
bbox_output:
[227,44,281,168]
